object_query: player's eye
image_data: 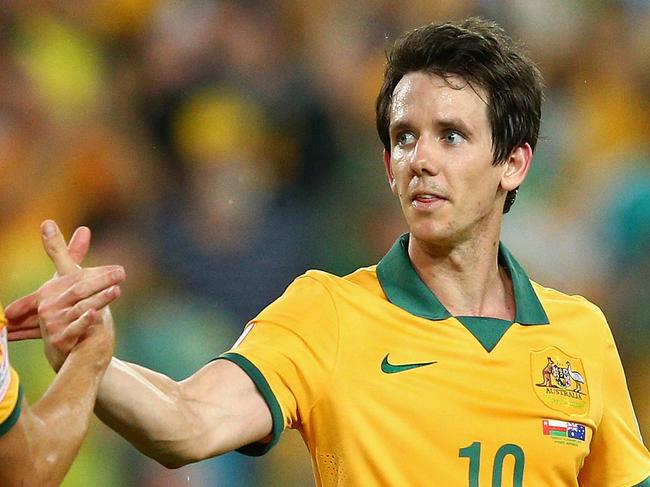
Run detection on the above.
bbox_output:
[442,130,465,145]
[397,132,416,147]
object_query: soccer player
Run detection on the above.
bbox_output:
[8,18,650,486]
[0,222,125,487]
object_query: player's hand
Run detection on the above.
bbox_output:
[6,220,125,371]
[37,266,124,370]
[5,223,91,340]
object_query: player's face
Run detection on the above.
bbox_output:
[385,72,509,247]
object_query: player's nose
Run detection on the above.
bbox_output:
[409,135,441,176]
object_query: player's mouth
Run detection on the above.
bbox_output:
[411,191,448,210]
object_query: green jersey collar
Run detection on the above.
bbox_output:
[376,234,549,325]
[376,234,450,320]
[498,241,550,325]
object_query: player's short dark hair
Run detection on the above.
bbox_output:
[375,17,544,213]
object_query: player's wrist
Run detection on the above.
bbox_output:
[43,339,67,372]
[65,326,114,372]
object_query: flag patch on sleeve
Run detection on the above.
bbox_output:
[542,419,586,442]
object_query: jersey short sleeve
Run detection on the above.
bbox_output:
[578,318,650,486]
[0,303,23,437]
[218,271,339,456]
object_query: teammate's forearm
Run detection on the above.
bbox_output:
[94,358,206,468]
[22,328,111,486]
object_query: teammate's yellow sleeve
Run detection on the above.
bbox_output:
[0,303,22,437]
[578,318,650,486]
[218,271,339,455]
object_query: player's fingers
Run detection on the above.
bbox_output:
[68,226,91,266]
[57,266,125,307]
[4,292,38,321]
[64,285,121,323]
[58,309,97,348]
[7,328,43,341]
[5,314,39,333]
[41,220,78,276]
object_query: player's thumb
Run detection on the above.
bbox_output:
[41,220,79,276]
[68,226,91,266]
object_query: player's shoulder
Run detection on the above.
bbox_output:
[531,281,607,322]
[290,269,340,290]
[294,266,383,296]
[259,267,382,325]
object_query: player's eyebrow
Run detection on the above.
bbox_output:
[388,119,413,136]
[390,116,476,140]
[435,117,474,137]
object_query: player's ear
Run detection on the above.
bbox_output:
[501,143,532,192]
[383,149,397,195]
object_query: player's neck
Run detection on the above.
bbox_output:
[408,231,515,321]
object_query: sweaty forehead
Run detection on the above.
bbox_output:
[390,71,488,125]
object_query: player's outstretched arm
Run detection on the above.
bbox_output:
[94,356,273,467]
[7,220,274,468]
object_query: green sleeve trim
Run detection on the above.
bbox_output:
[633,475,650,487]
[216,353,284,456]
[0,385,24,437]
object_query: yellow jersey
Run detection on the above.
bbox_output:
[220,234,650,486]
[0,302,22,437]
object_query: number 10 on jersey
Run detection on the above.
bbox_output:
[459,442,525,487]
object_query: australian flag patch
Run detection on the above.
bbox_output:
[542,419,586,442]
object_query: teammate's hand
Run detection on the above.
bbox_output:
[5,220,125,371]
[6,223,91,340]
[37,266,124,370]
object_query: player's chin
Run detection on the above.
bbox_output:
[407,219,455,246]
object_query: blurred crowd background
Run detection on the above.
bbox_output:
[1,0,649,485]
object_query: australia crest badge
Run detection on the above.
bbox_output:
[531,347,589,415]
